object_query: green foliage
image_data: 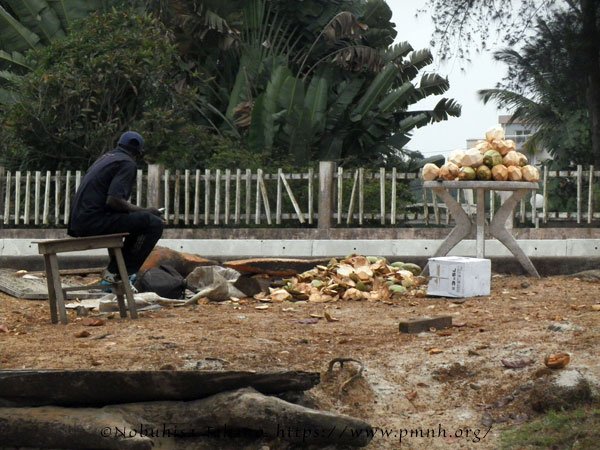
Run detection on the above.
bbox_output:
[479,11,592,166]
[0,9,207,170]
[500,404,600,449]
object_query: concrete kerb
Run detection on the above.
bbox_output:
[1,237,599,276]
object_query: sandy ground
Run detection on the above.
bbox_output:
[1,273,600,449]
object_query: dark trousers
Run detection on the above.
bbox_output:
[69,211,164,276]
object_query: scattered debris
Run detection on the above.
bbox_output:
[501,359,534,369]
[252,255,426,304]
[74,331,90,338]
[327,358,365,393]
[80,318,104,327]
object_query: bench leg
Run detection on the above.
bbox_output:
[43,255,59,324]
[47,254,68,325]
[111,248,138,319]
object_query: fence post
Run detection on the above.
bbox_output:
[318,161,335,230]
[147,164,164,208]
[0,166,4,224]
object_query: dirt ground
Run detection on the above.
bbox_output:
[1,272,600,449]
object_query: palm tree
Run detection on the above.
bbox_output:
[478,11,591,167]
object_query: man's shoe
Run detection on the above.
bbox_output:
[101,269,119,283]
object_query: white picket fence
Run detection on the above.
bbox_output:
[0,164,597,227]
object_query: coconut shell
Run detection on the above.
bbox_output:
[544,353,570,369]
[461,149,484,168]
[492,139,513,156]
[491,164,508,181]
[485,125,505,142]
[439,162,459,181]
[474,140,493,154]
[421,163,439,181]
[517,152,528,167]
[448,149,466,167]
[503,150,521,167]
[521,165,540,182]
[507,165,522,181]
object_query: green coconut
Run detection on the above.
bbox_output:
[458,166,476,181]
[476,165,492,181]
[483,150,503,168]
[402,263,422,276]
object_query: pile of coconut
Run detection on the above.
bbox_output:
[421,125,540,182]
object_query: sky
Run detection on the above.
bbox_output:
[385,1,506,158]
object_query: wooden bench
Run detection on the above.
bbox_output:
[34,233,137,324]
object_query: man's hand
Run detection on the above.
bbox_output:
[146,207,163,217]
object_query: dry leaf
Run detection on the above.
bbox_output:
[91,360,104,366]
[310,313,324,318]
[254,305,269,310]
[0,324,9,333]
[429,348,443,355]
[453,322,467,328]
[74,330,90,338]
[592,305,600,311]
[437,330,453,337]
[405,391,417,401]
[81,318,105,327]
[324,311,340,322]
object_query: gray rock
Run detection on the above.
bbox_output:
[547,322,584,333]
[529,370,593,412]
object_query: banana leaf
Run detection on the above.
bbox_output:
[325,77,364,129]
[6,0,64,44]
[0,49,32,70]
[304,68,330,135]
[0,4,40,52]
[46,0,110,29]
[248,65,290,154]
[350,63,398,122]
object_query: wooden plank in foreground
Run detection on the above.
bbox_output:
[0,370,321,407]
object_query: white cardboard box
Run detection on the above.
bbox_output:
[427,256,491,298]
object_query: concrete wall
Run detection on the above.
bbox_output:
[1,228,599,276]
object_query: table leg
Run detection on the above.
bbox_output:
[489,188,540,278]
[431,187,473,257]
[476,189,485,258]
[43,254,59,324]
[48,254,68,324]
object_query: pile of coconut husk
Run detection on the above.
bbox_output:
[254,255,428,304]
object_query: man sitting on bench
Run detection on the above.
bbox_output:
[68,131,164,284]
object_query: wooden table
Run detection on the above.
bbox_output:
[423,180,540,278]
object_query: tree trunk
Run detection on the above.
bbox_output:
[581,0,600,166]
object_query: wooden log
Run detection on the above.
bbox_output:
[0,370,320,407]
[0,387,373,448]
[138,246,219,278]
[224,258,331,277]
